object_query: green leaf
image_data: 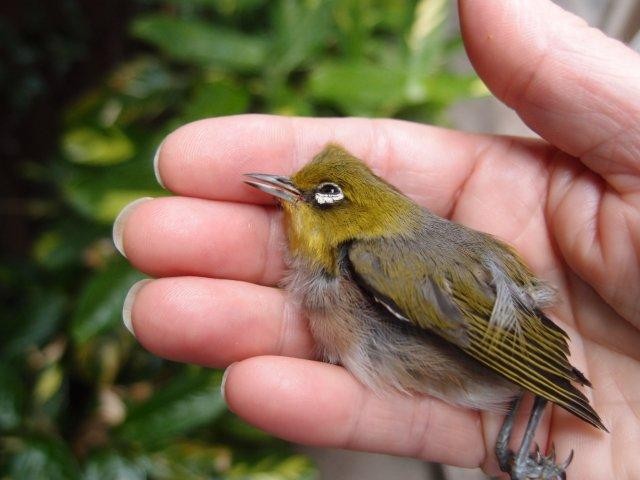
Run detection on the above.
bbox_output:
[217,412,276,444]
[64,58,183,129]
[268,0,333,77]
[211,0,269,16]
[404,0,454,103]
[61,144,164,223]
[1,289,65,360]
[7,437,80,480]
[308,61,407,116]
[92,189,159,224]
[269,86,313,117]
[107,57,186,127]
[0,364,24,430]
[108,56,179,100]
[32,220,105,270]
[148,441,232,479]
[33,363,64,406]
[82,451,147,480]
[181,79,250,122]
[132,15,268,71]
[71,259,145,345]
[332,0,379,59]
[423,73,489,103]
[117,368,225,449]
[62,127,135,166]
[228,454,317,480]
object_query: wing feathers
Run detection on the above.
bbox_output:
[465,328,606,430]
[347,237,606,431]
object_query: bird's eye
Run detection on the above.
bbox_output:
[314,182,344,205]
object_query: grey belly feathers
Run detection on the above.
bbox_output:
[284,254,520,413]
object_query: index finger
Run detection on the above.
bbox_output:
[155,115,495,217]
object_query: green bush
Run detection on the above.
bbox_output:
[1,0,486,477]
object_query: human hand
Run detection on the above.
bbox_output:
[113,0,640,477]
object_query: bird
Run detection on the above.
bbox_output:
[244,144,606,480]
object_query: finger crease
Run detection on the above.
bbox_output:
[342,384,368,451]
[447,138,495,219]
[506,47,552,113]
[259,209,279,285]
[412,397,434,460]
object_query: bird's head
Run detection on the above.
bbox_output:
[245,144,419,273]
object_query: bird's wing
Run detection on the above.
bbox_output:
[347,236,606,430]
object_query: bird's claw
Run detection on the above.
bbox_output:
[503,447,574,479]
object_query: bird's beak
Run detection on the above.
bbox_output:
[243,173,302,203]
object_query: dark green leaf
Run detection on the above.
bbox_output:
[61,146,164,223]
[308,61,407,116]
[108,56,179,100]
[366,0,414,33]
[7,437,80,480]
[64,58,183,129]
[108,57,186,126]
[71,259,145,345]
[82,451,147,480]
[331,0,379,58]
[228,454,317,480]
[0,364,24,430]
[32,220,105,270]
[132,15,268,71]
[217,412,276,444]
[212,0,269,16]
[181,80,250,122]
[148,441,232,479]
[269,0,333,77]
[1,289,65,360]
[117,368,225,448]
[156,0,268,15]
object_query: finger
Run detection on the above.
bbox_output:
[459,0,640,193]
[126,138,561,287]
[155,114,495,217]
[120,196,286,285]
[128,277,314,367]
[223,356,487,468]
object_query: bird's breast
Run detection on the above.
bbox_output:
[283,254,363,364]
[283,253,519,410]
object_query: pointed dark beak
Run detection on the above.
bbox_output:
[243,173,302,203]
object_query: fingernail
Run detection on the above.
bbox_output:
[122,279,152,337]
[112,197,153,258]
[153,140,166,189]
[221,362,237,405]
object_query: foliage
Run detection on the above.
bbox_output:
[1,0,486,477]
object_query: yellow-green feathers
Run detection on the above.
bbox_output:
[283,145,420,273]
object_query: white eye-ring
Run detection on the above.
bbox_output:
[314,182,344,205]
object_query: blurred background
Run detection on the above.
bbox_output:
[1,0,638,479]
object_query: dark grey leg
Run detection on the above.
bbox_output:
[496,395,575,480]
[511,396,547,479]
[496,396,521,472]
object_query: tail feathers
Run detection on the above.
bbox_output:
[557,381,608,432]
[571,367,592,387]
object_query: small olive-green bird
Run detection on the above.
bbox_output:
[244,144,606,480]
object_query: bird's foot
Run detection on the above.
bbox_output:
[504,443,574,480]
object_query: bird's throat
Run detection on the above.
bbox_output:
[286,219,342,274]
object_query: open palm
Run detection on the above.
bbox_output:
[115,1,640,478]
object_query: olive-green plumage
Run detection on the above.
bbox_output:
[244,144,606,436]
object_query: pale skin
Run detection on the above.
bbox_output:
[116,0,640,478]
